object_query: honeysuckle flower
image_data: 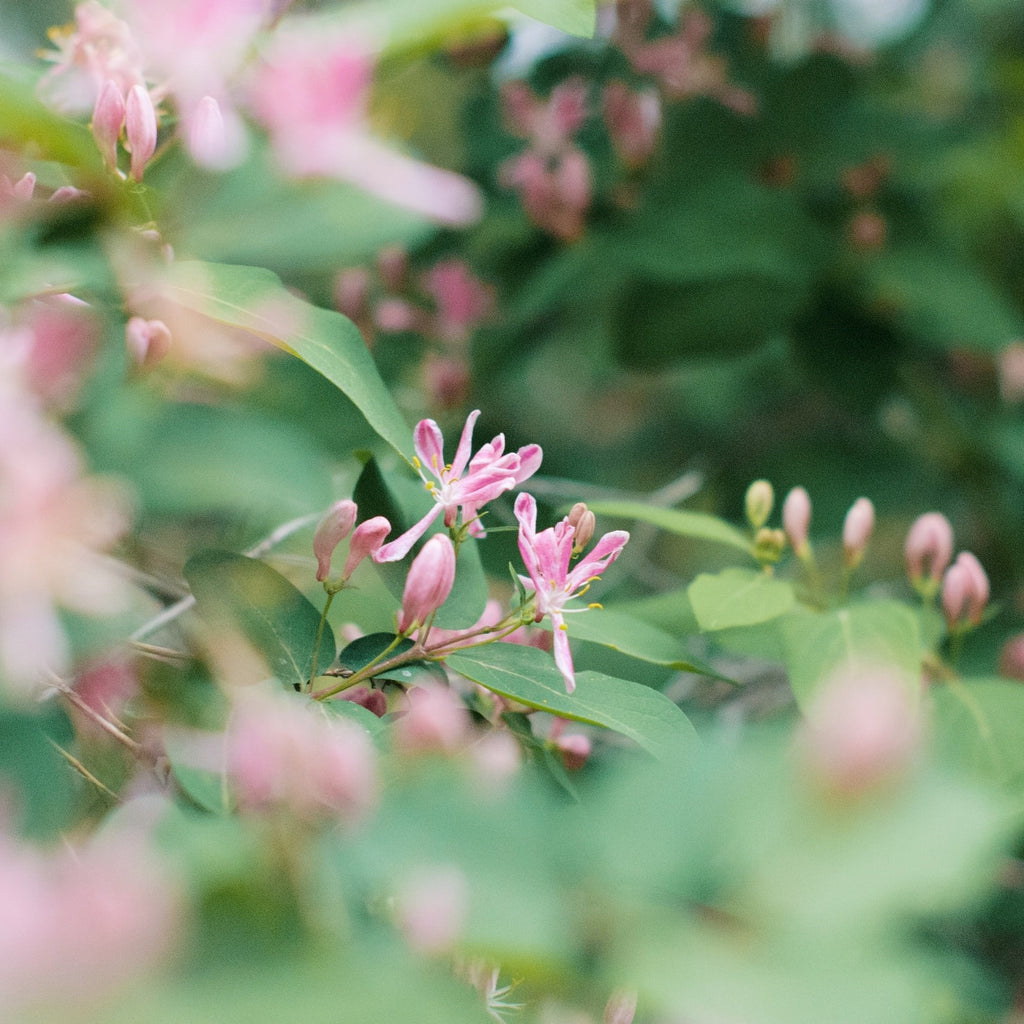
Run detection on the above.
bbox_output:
[373,410,541,563]
[514,492,629,693]
[398,534,456,634]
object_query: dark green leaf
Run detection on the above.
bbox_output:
[447,643,698,760]
[185,551,332,691]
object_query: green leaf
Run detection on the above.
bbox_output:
[164,728,232,815]
[447,643,698,760]
[688,569,795,632]
[512,0,595,36]
[163,261,410,459]
[185,551,333,692]
[585,501,753,554]
[0,705,77,839]
[781,601,922,710]
[930,677,1024,790]
[337,632,448,686]
[542,607,723,677]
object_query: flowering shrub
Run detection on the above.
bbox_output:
[3,0,1024,1021]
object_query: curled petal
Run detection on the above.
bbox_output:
[373,504,442,564]
[414,417,446,476]
[551,614,575,693]
[450,408,481,478]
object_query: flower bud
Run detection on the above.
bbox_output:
[567,503,596,554]
[753,527,786,565]
[904,512,954,590]
[745,479,774,530]
[125,317,171,369]
[188,96,230,170]
[782,486,812,557]
[555,732,591,772]
[313,500,358,582]
[92,80,125,173]
[604,990,638,1024]
[842,497,875,570]
[999,633,1024,682]
[341,516,391,580]
[338,685,387,717]
[942,551,989,629]
[125,85,157,182]
[398,534,456,633]
[393,684,469,755]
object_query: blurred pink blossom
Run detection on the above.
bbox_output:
[393,685,471,756]
[603,80,661,167]
[842,496,875,570]
[422,259,495,343]
[249,21,481,224]
[225,688,378,821]
[0,824,179,1016]
[394,864,469,956]
[942,551,990,629]
[904,512,954,590]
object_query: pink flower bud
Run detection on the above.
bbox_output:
[904,512,954,587]
[374,298,418,333]
[999,633,1024,682]
[799,665,920,796]
[571,509,596,554]
[125,317,171,369]
[393,684,469,755]
[604,990,639,1024]
[376,245,409,290]
[313,500,358,581]
[187,96,230,170]
[398,534,456,633]
[341,515,391,580]
[842,497,875,569]
[942,551,989,629]
[339,685,387,717]
[555,732,592,772]
[125,85,157,182]
[92,81,126,173]
[782,486,812,556]
[394,864,468,956]
[12,172,36,200]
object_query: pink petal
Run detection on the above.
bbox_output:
[450,409,481,477]
[512,444,543,484]
[414,418,446,477]
[373,504,442,563]
[551,615,576,693]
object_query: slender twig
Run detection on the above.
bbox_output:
[49,740,120,802]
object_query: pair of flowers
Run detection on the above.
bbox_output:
[314,410,629,692]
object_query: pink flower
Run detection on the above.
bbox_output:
[125,84,158,181]
[514,492,629,692]
[842,496,875,569]
[398,534,456,633]
[782,485,812,556]
[374,410,542,563]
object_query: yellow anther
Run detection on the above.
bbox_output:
[587,602,603,610]
[559,623,569,631]
[412,456,421,469]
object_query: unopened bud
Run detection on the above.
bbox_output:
[604,989,638,1024]
[782,485,812,557]
[999,633,1024,682]
[567,503,596,554]
[398,534,456,633]
[313,500,358,582]
[842,497,875,570]
[125,316,171,368]
[92,80,125,173]
[555,732,591,772]
[341,516,391,580]
[125,85,158,182]
[942,551,989,629]
[11,172,36,200]
[393,684,469,755]
[904,512,954,593]
[745,479,774,530]
[753,527,786,565]
[188,96,230,170]
[339,685,387,717]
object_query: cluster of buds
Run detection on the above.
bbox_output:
[313,498,390,589]
[941,551,990,632]
[904,512,954,600]
[744,479,785,566]
[614,0,756,113]
[334,251,495,411]
[499,78,592,241]
[92,80,158,181]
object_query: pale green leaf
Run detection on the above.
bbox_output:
[781,601,922,710]
[688,568,795,632]
[586,501,753,554]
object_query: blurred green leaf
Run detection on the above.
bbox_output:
[781,601,922,709]
[512,0,595,36]
[688,569,796,632]
[447,642,698,759]
[185,551,332,691]
[586,501,753,554]
[164,261,410,459]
